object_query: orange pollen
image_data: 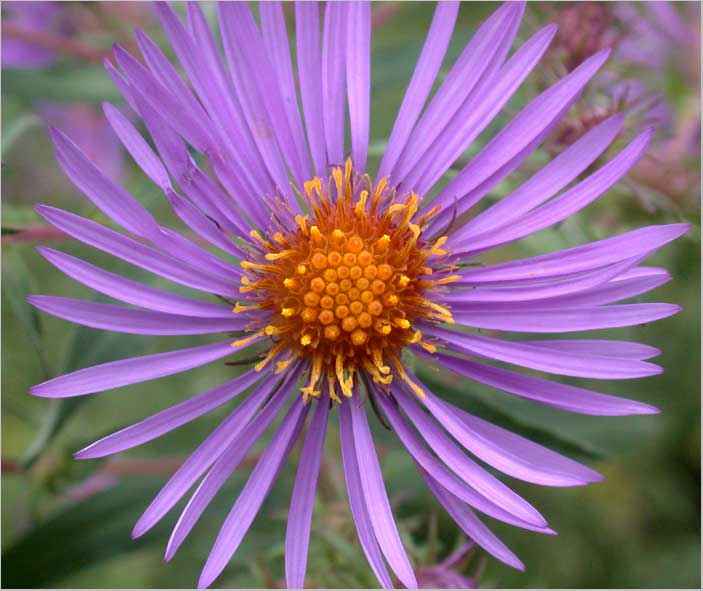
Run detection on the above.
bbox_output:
[236,159,453,401]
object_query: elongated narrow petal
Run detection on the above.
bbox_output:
[394,2,526,186]
[29,340,252,398]
[415,349,660,415]
[27,296,247,336]
[350,400,418,588]
[295,2,327,177]
[285,398,330,589]
[430,48,611,229]
[422,469,525,571]
[37,248,234,318]
[75,369,263,459]
[524,339,661,360]
[199,400,308,589]
[421,324,662,379]
[134,369,299,540]
[462,114,624,236]
[452,224,689,283]
[395,385,548,527]
[454,129,653,251]
[440,257,640,305]
[420,392,603,486]
[451,303,680,334]
[339,402,394,589]
[36,205,238,297]
[377,1,459,178]
[346,2,371,171]
[378,389,554,532]
[322,2,348,166]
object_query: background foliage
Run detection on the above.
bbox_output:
[2,2,700,588]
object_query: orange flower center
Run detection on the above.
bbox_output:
[235,161,458,402]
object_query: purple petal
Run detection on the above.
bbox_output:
[421,469,525,571]
[428,47,610,229]
[524,339,661,360]
[462,114,624,236]
[75,369,263,459]
[29,340,249,398]
[160,1,272,198]
[198,399,308,588]
[415,348,660,415]
[338,402,394,589]
[103,102,170,189]
[378,390,554,532]
[377,2,459,179]
[454,129,653,252]
[441,257,640,305]
[295,2,327,177]
[216,3,308,192]
[346,2,371,171]
[322,2,348,167]
[450,303,681,333]
[421,323,663,379]
[113,44,214,154]
[37,247,233,318]
[392,2,525,186]
[349,399,417,588]
[394,384,547,528]
[50,128,160,240]
[260,2,314,179]
[285,398,330,589]
[27,296,246,336]
[452,224,690,285]
[420,393,603,486]
[135,368,299,540]
[35,205,238,297]
[216,4,294,203]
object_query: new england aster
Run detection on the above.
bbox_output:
[27,2,689,588]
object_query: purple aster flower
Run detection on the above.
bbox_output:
[27,2,689,588]
[416,542,480,589]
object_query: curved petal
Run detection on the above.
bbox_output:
[35,205,238,297]
[377,1,459,179]
[421,323,662,379]
[394,383,547,527]
[75,369,263,459]
[420,392,603,486]
[349,399,417,588]
[29,340,251,398]
[421,469,524,570]
[414,348,660,415]
[285,398,330,589]
[377,391,554,532]
[338,402,394,589]
[37,247,233,318]
[199,399,308,589]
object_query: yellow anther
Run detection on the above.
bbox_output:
[233,302,260,313]
[281,307,296,317]
[310,225,325,246]
[393,317,411,330]
[355,190,369,215]
[295,215,308,233]
[231,331,264,348]
[283,277,298,289]
[300,334,312,346]
[296,264,307,275]
[398,274,410,288]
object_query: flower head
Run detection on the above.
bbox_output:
[28,1,688,588]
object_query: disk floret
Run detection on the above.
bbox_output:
[236,161,457,401]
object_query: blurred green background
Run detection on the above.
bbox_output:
[2,2,700,588]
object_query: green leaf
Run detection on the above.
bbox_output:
[1,482,167,588]
[416,364,607,463]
